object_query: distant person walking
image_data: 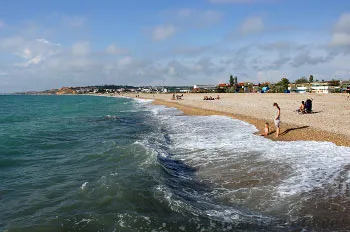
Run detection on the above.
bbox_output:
[273,102,281,137]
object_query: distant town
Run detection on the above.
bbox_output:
[16,75,350,95]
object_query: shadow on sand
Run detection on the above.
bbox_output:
[280,126,309,136]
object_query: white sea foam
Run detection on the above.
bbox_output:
[145,104,350,218]
[81,182,88,190]
[133,98,154,104]
[167,115,350,194]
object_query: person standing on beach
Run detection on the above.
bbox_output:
[273,103,281,137]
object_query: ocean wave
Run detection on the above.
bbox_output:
[142,103,350,227]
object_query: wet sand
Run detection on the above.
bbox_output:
[124,93,350,147]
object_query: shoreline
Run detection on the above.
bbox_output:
[151,99,350,147]
[131,93,350,147]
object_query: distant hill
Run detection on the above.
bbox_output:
[56,87,77,95]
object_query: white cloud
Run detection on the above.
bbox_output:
[21,48,32,59]
[72,42,90,56]
[105,44,128,55]
[331,13,350,47]
[331,33,350,46]
[152,25,176,41]
[334,13,350,34]
[16,56,42,67]
[118,56,133,67]
[240,16,264,35]
[0,36,61,68]
[0,36,25,52]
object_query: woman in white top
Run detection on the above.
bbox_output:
[273,102,281,137]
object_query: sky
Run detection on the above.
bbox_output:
[1,0,350,92]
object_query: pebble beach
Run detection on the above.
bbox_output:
[126,93,350,147]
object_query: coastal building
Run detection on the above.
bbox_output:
[340,81,350,93]
[160,86,192,93]
[288,81,340,93]
[193,84,217,92]
[236,82,254,93]
[288,83,311,93]
[311,82,335,93]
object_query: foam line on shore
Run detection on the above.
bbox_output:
[149,98,350,147]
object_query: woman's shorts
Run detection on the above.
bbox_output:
[274,119,280,127]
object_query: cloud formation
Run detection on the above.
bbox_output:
[331,13,350,46]
[1,7,350,93]
[105,44,129,55]
[240,16,264,35]
[72,42,90,56]
[152,25,177,41]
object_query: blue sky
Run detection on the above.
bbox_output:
[1,0,350,92]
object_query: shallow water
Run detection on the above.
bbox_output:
[1,95,350,231]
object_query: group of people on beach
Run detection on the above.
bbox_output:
[203,95,220,100]
[261,102,280,138]
[172,93,183,100]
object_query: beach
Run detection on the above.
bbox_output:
[125,93,350,147]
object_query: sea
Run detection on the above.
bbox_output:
[1,95,350,232]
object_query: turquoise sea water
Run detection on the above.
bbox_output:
[1,95,350,231]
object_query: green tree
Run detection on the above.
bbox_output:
[279,78,290,90]
[295,77,308,84]
[272,78,290,93]
[309,75,314,83]
[229,75,234,86]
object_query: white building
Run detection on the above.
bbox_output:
[289,82,337,94]
[193,84,217,91]
[311,83,335,93]
[288,86,309,93]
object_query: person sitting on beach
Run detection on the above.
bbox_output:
[172,93,176,100]
[176,94,182,100]
[297,101,305,114]
[260,122,269,136]
[216,95,220,100]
